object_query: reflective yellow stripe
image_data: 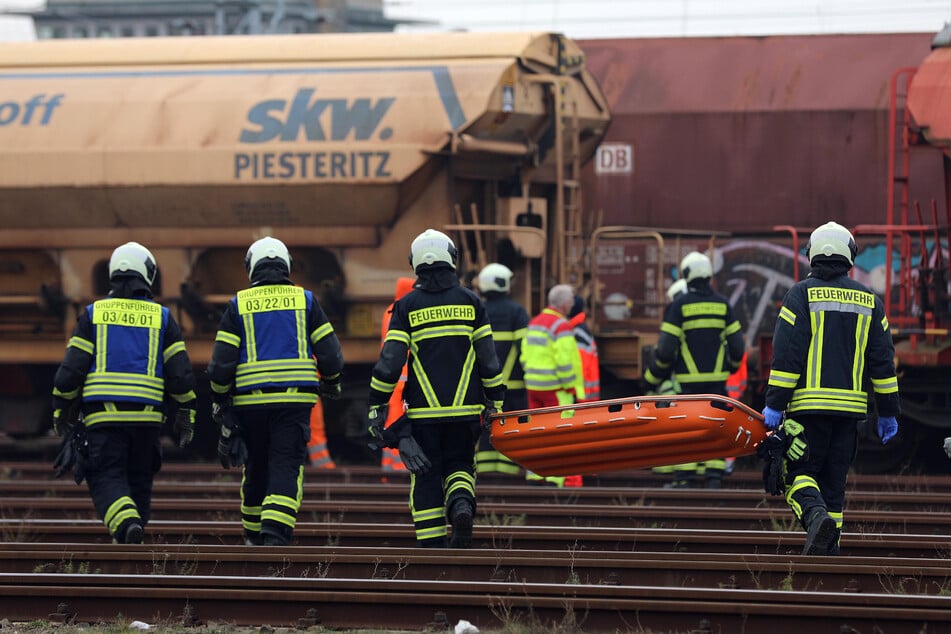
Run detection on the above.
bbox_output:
[84,409,164,426]
[68,336,94,355]
[95,323,107,373]
[384,329,410,345]
[683,318,726,330]
[408,405,483,419]
[147,327,159,377]
[215,330,241,347]
[500,338,520,383]
[660,322,683,337]
[163,340,186,362]
[413,507,445,522]
[310,321,334,344]
[871,376,899,393]
[260,509,297,528]
[296,308,307,359]
[233,390,318,406]
[409,339,439,408]
[493,328,526,341]
[768,369,799,388]
[853,312,869,391]
[243,313,256,362]
[807,311,823,389]
[452,347,477,406]
[779,306,796,326]
[370,376,398,392]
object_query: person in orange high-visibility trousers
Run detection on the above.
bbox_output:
[726,351,749,401]
[379,277,416,473]
[567,294,600,402]
[307,398,336,469]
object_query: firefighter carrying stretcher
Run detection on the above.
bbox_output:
[645,251,746,488]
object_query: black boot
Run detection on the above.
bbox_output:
[448,499,474,549]
[802,508,836,555]
[419,537,448,548]
[260,527,290,546]
[123,522,144,545]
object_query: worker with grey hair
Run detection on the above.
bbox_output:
[520,283,585,487]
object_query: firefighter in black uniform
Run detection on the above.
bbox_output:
[208,236,344,546]
[474,262,527,476]
[51,242,197,544]
[644,251,745,488]
[368,229,505,548]
[763,221,900,556]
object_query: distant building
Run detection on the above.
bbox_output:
[25,0,401,39]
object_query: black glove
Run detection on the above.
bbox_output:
[481,400,503,433]
[53,433,75,478]
[53,422,87,485]
[174,408,196,448]
[319,377,342,401]
[52,399,80,437]
[756,430,786,496]
[214,403,247,469]
[367,403,389,445]
[397,435,431,475]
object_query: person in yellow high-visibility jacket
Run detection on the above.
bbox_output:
[520,283,585,487]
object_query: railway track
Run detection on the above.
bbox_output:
[6,460,951,491]
[3,519,951,558]
[4,461,951,632]
[0,569,949,633]
[6,543,951,595]
[2,495,949,534]
[4,478,950,514]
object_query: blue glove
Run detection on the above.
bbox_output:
[878,416,898,444]
[762,406,782,430]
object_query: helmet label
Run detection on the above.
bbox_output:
[92,299,161,329]
[237,286,306,314]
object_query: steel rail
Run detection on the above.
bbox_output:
[3,519,951,558]
[5,543,951,595]
[0,572,948,633]
[8,460,951,491]
[1,496,949,534]
[4,479,951,514]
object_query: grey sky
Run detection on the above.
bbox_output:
[1,1,948,40]
[385,0,951,38]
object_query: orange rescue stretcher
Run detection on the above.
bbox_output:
[488,394,768,477]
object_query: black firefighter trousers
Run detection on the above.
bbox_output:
[237,405,310,545]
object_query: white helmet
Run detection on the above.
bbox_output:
[807,221,857,265]
[409,229,457,271]
[680,251,712,282]
[666,278,688,301]
[245,236,291,279]
[478,263,513,293]
[109,241,157,286]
